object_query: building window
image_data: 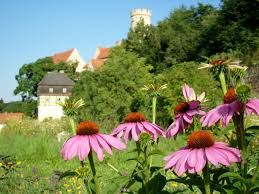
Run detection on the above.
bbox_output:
[62,88,67,93]
[49,88,53,93]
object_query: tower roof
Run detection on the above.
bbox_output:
[38,72,74,86]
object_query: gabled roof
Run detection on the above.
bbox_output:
[38,72,74,86]
[52,48,75,64]
[97,47,110,59]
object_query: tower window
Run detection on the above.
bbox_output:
[49,88,53,93]
[62,88,67,93]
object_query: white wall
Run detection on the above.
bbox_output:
[38,95,68,121]
[38,105,64,121]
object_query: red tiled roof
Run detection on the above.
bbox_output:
[52,49,74,64]
[0,113,23,124]
[97,48,110,59]
[92,59,105,70]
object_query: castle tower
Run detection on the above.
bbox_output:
[131,9,151,30]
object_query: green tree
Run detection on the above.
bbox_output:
[125,20,162,72]
[0,98,4,112]
[2,100,37,117]
[14,57,78,100]
[199,0,259,59]
[73,47,152,129]
[157,4,216,67]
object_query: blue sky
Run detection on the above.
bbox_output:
[0,0,220,102]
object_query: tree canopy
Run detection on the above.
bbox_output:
[72,47,153,128]
[14,57,78,100]
[124,1,259,70]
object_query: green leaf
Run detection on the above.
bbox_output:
[148,150,164,157]
[246,126,259,130]
[104,175,130,194]
[150,166,162,175]
[126,158,143,166]
[223,188,235,194]
[246,126,259,135]
[249,185,259,194]
[58,170,77,180]
[139,173,167,194]
[219,172,245,183]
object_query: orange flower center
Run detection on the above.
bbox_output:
[76,121,99,135]
[211,59,225,65]
[174,102,190,115]
[124,112,146,123]
[224,88,237,104]
[187,131,215,149]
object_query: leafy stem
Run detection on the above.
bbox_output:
[69,117,76,134]
[143,145,150,194]
[233,105,248,193]
[80,161,92,194]
[219,71,227,94]
[88,151,100,194]
[202,163,211,194]
[152,96,157,124]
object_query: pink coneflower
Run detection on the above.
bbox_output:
[202,88,259,127]
[111,112,165,144]
[166,84,206,137]
[61,121,126,161]
[164,131,241,176]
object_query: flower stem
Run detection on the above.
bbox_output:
[69,117,76,134]
[106,162,122,176]
[150,96,157,167]
[143,146,150,194]
[80,161,92,194]
[202,163,211,194]
[219,71,227,94]
[88,151,100,194]
[193,116,199,131]
[136,141,141,157]
[152,96,157,124]
[233,108,247,179]
[239,110,247,179]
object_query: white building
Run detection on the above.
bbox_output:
[37,72,74,121]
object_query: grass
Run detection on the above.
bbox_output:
[0,133,188,193]
[0,117,258,193]
[0,117,190,194]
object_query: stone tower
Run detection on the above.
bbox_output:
[131,9,151,30]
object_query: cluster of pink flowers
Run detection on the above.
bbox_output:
[61,112,166,162]
[61,83,259,178]
[166,84,206,137]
